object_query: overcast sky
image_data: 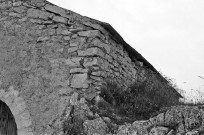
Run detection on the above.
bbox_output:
[48,0,204,99]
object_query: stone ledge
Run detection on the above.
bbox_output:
[44,4,67,17]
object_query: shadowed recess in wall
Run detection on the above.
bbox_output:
[0,100,17,135]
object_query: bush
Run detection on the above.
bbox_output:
[62,114,86,135]
[99,74,180,122]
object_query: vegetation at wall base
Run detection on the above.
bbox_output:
[99,75,180,124]
[62,106,86,135]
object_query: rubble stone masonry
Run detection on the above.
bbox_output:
[0,0,181,134]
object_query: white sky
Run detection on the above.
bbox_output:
[48,0,204,98]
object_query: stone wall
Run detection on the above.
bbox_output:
[0,0,181,134]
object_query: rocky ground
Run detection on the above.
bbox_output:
[78,100,204,135]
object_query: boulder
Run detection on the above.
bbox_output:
[149,126,169,135]
[83,118,109,135]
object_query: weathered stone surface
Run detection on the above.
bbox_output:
[47,28,56,35]
[58,87,73,96]
[67,47,78,53]
[78,47,105,57]
[13,1,22,6]
[61,29,72,35]
[69,37,86,47]
[52,15,67,24]
[83,118,108,135]
[81,20,108,35]
[83,57,104,67]
[70,92,79,106]
[78,30,105,40]
[149,113,165,126]
[105,54,113,63]
[92,38,111,53]
[0,1,12,9]
[27,8,53,20]
[65,57,82,67]
[116,123,134,135]
[44,4,67,17]
[71,73,89,88]
[63,36,70,40]
[149,126,169,135]
[12,6,26,13]
[30,0,46,7]
[132,120,152,135]
[37,36,50,42]
[9,12,21,18]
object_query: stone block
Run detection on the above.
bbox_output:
[81,21,107,35]
[61,30,72,35]
[64,36,70,41]
[13,1,22,7]
[44,4,67,17]
[70,37,86,47]
[30,19,42,24]
[90,76,103,81]
[91,71,102,76]
[53,16,67,24]
[48,29,56,35]
[149,113,165,126]
[65,57,82,67]
[37,36,50,42]
[132,120,152,135]
[111,51,118,59]
[70,92,79,105]
[30,0,46,7]
[27,8,52,20]
[56,27,63,35]
[78,47,105,57]
[149,126,169,135]
[68,47,78,53]
[77,30,105,40]
[105,54,113,63]
[70,41,79,47]
[83,57,103,67]
[71,73,89,88]
[0,1,12,10]
[12,6,26,13]
[92,38,111,53]
[9,12,21,18]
